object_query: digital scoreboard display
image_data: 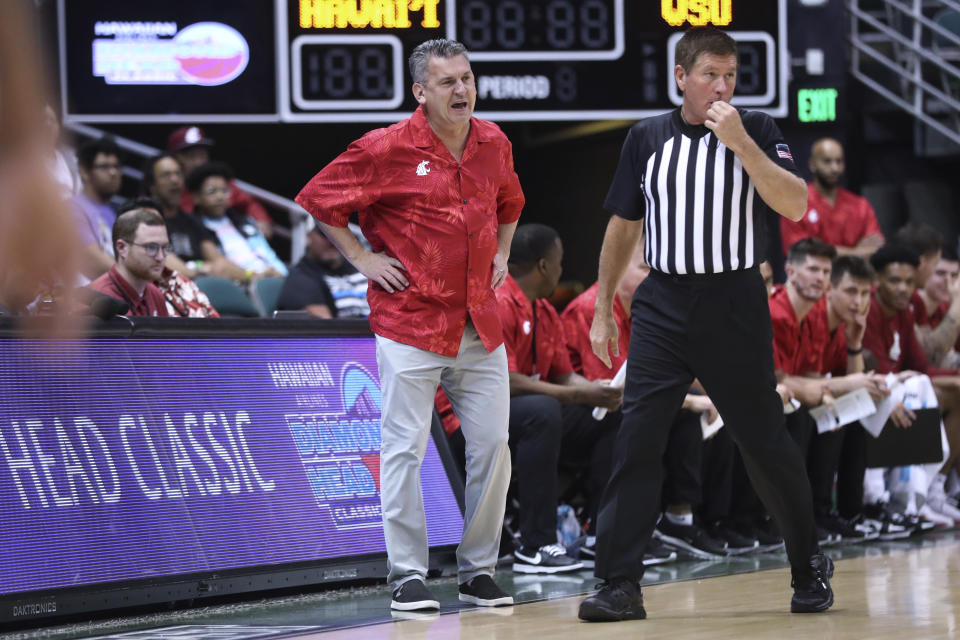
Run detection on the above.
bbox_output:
[0,334,462,603]
[61,0,787,122]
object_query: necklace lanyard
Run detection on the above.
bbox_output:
[531,302,538,376]
[108,272,138,312]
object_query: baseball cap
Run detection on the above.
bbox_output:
[167,126,215,152]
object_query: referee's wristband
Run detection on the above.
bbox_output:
[847,346,863,356]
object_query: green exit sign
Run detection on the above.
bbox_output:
[798,88,838,122]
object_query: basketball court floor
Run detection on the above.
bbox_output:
[5,529,959,640]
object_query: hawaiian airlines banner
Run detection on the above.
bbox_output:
[0,336,462,595]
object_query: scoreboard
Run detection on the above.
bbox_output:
[61,0,788,123]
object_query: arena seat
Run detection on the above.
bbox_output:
[250,276,286,317]
[193,276,260,317]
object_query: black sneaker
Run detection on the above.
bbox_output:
[654,518,728,558]
[816,525,841,546]
[863,502,913,540]
[391,579,439,611]
[642,537,678,565]
[578,578,646,622]
[458,574,514,607]
[513,544,583,573]
[706,524,759,555]
[818,513,871,543]
[791,553,834,613]
[730,519,784,552]
[844,513,881,542]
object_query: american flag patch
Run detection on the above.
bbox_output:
[776,143,794,161]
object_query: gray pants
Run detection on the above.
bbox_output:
[375,322,510,587]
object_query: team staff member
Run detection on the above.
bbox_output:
[780,138,884,258]
[295,39,523,612]
[578,26,832,622]
[89,208,170,317]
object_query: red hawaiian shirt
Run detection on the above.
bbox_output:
[157,268,220,318]
[497,275,573,380]
[561,282,631,381]
[781,183,883,254]
[295,106,524,356]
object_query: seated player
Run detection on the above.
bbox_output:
[862,243,960,527]
[497,224,622,573]
[562,236,734,558]
[914,246,960,370]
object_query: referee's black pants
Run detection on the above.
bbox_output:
[594,268,819,581]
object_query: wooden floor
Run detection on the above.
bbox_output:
[307,543,960,640]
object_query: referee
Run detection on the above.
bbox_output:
[578,26,834,622]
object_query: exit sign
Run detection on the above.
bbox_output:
[797,88,838,122]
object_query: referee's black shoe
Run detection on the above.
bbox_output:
[578,578,646,622]
[790,553,834,613]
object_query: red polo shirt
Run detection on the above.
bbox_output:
[780,183,883,254]
[561,283,631,381]
[769,285,827,375]
[89,265,169,317]
[295,106,525,357]
[497,275,573,380]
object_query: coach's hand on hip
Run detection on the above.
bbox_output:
[354,250,408,293]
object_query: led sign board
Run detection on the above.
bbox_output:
[61,0,788,122]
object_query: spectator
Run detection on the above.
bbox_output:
[915,246,960,369]
[73,136,123,280]
[276,222,370,318]
[186,162,287,281]
[561,238,732,558]
[42,104,80,199]
[167,125,273,236]
[88,208,170,317]
[118,198,219,318]
[498,224,621,573]
[780,138,884,258]
[143,153,252,284]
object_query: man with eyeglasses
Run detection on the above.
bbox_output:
[73,136,123,281]
[88,207,170,317]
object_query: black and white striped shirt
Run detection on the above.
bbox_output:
[604,108,799,274]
